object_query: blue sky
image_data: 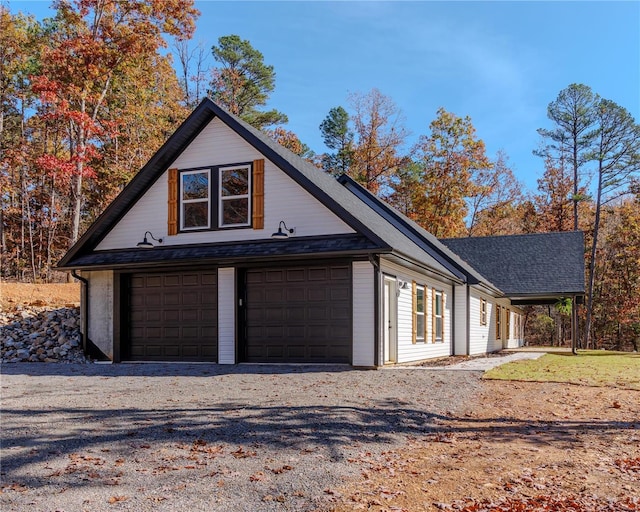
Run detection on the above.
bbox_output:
[10,1,640,192]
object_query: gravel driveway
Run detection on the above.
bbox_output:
[1,363,482,511]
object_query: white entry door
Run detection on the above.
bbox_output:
[383,278,397,363]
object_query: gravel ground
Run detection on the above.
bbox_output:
[0,363,482,512]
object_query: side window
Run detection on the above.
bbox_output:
[219,165,251,227]
[415,285,425,342]
[496,305,502,340]
[180,170,210,230]
[480,298,487,325]
[434,290,443,342]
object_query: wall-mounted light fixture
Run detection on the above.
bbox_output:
[136,231,163,248]
[271,220,295,239]
[397,280,409,290]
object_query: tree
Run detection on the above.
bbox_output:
[591,197,640,351]
[408,108,492,238]
[174,39,208,108]
[266,127,314,160]
[536,84,597,231]
[209,34,287,129]
[467,150,523,236]
[30,0,198,246]
[533,155,575,233]
[348,88,407,195]
[584,99,640,348]
[0,8,51,280]
[319,106,354,176]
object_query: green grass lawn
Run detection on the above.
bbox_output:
[484,350,640,390]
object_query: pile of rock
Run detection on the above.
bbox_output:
[1,306,90,363]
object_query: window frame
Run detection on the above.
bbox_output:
[179,168,211,231]
[480,298,487,326]
[177,162,253,233]
[218,164,252,228]
[434,289,444,342]
[496,305,502,340]
[415,284,426,343]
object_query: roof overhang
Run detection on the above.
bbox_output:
[57,234,390,271]
[510,294,585,306]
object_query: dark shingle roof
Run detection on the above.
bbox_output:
[64,234,382,270]
[441,232,586,298]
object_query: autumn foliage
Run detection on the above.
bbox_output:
[1,4,639,350]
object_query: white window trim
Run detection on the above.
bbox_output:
[480,297,487,326]
[416,284,426,342]
[218,165,251,228]
[434,290,444,342]
[180,169,211,231]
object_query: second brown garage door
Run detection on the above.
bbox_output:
[242,264,352,363]
[126,270,218,361]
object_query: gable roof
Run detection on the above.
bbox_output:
[57,99,462,280]
[441,231,586,301]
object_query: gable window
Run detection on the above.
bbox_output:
[413,283,426,343]
[496,305,502,340]
[174,161,259,233]
[180,169,210,230]
[480,298,487,325]
[219,165,251,227]
[434,290,444,342]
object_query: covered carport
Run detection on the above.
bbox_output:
[441,231,586,352]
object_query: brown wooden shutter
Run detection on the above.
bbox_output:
[252,159,265,229]
[167,168,178,235]
[411,281,417,344]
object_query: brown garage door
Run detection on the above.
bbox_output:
[242,264,352,363]
[126,271,217,361]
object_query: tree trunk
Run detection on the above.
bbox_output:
[585,166,604,349]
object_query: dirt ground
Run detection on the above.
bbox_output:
[2,284,639,511]
[330,380,640,511]
[0,282,80,310]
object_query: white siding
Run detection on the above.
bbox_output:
[97,118,354,250]
[86,270,114,359]
[217,267,235,364]
[468,290,524,355]
[380,259,453,363]
[352,261,375,367]
[453,284,468,355]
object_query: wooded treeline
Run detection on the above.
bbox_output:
[1,2,639,350]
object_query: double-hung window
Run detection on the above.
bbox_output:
[180,169,210,230]
[496,305,502,340]
[480,298,487,325]
[506,309,511,340]
[434,290,443,342]
[219,165,251,227]
[415,285,426,342]
[175,162,255,232]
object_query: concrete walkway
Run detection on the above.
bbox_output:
[427,351,545,371]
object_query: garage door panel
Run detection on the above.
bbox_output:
[243,264,351,363]
[164,275,180,286]
[146,276,162,287]
[266,270,284,283]
[127,271,218,362]
[308,288,328,301]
